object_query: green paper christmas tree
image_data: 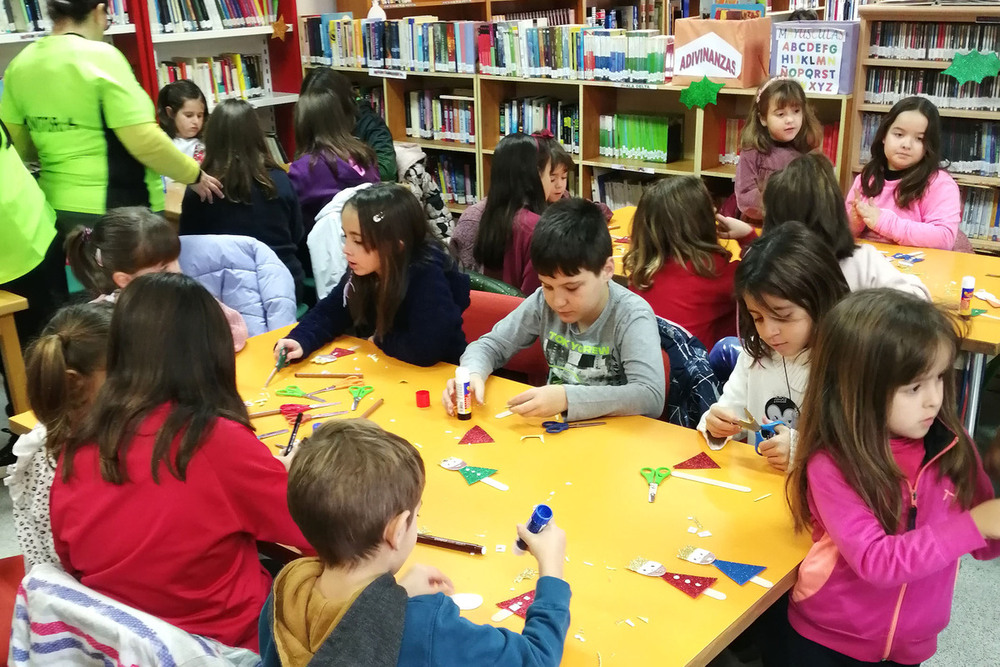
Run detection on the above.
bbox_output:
[680,76,725,109]
[942,50,1000,86]
[459,465,498,485]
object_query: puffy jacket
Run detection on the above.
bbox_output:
[308,183,373,300]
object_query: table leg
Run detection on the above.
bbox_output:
[964,352,985,437]
[0,314,28,414]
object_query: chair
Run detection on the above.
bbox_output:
[467,271,524,297]
[179,235,297,337]
[462,291,548,386]
[657,317,721,428]
[709,336,742,386]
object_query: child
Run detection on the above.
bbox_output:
[698,222,848,471]
[50,272,311,652]
[258,419,570,666]
[847,96,961,250]
[786,288,1000,664]
[65,206,248,351]
[735,77,821,223]
[273,184,469,368]
[625,176,742,349]
[6,302,111,571]
[179,99,305,292]
[539,131,573,203]
[449,133,552,293]
[763,153,930,299]
[290,89,380,229]
[443,198,665,421]
[156,79,207,164]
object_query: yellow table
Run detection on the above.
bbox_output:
[0,291,29,415]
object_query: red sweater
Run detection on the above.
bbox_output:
[50,405,311,651]
[630,253,738,349]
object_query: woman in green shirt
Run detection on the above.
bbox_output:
[0,0,222,233]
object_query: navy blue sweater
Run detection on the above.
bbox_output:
[287,244,470,367]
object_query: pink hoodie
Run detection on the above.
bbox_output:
[846,170,961,250]
[789,422,1000,664]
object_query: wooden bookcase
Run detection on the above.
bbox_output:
[848,4,1000,254]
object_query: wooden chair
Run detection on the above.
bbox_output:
[0,291,29,414]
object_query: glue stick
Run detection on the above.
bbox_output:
[455,366,472,420]
[960,276,975,316]
[514,504,553,555]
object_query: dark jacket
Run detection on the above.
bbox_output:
[354,100,397,183]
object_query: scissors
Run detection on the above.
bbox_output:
[308,376,366,397]
[276,385,326,402]
[349,385,375,411]
[264,346,288,388]
[640,467,670,503]
[736,408,787,454]
[541,420,606,434]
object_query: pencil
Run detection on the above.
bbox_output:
[360,398,384,419]
[417,533,486,555]
[295,372,364,379]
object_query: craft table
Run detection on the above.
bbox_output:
[0,291,29,415]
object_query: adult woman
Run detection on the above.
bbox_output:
[0,0,222,233]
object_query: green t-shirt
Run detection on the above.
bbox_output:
[0,121,57,283]
[0,34,164,214]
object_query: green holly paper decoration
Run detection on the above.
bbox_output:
[459,465,498,485]
[942,50,1000,86]
[680,76,725,109]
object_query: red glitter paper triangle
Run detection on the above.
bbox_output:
[674,452,721,469]
[661,572,718,599]
[496,590,535,618]
[459,425,495,444]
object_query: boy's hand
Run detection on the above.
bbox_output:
[517,520,566,580]
[758,425,791,472]
[507,385,567,418]
[274,339,303,363]
[715,214,754,240]
[442,373,486,416]
[705,405,742,439]
[970,498,1000,540]
[399,564,455,597]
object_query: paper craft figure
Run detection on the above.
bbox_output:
[674,452,720,470]
[678,545,772,588]
[312,347,358,364]
[626,557,726,600]
[493,590,535,620]
[626,557,667,577]
[459,425,495,444]
[440,457,508,491]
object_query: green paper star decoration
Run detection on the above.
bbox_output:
[942,50,1000,86]
[680,76,726,109]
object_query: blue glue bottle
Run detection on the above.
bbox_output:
[514,504,553,555]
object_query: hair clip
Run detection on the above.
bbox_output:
[755,76,795,104]
[94,248,103,268]
[372,212,384,223]
[81,227,93,242]
[532,129,555,140]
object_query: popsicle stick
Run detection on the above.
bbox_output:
[670,470,751,493]
[491,609,515,622]
[481,477,509,491]
[703,588,727,600]
[749,576,773,588]
[294,372,364,379]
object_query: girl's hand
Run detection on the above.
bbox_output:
[758,425,791,472]
[705,405,742,439]
[507,385,568,418]
[274,339,303,363]
[398,564,455,597]
[970,498,1000,540]
[189,171,224,203]
[853,195,882,229]
[715,214,754,240]
[442,373,486,416]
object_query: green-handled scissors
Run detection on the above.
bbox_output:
[640,467,670,503]
[276,385,325,402]
[349,385,375,411]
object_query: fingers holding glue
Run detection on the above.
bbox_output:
[274,339,303,363]
[442,374,485,416]
[516,521,566,580]
[398,564,455,597]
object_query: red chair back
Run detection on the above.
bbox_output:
[0,555,25,663]
[463,292,549,386]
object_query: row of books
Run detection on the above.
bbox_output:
[404,89,476,145]
[2,0,128,33]
[859,113,1000,177]
[493,8,576,26]
[585,2,674,33]
[156,54,266,108]
[358,86,384,121]
[826,0,873,22]
[959,186,1000,242]
[863,67,1000,112]
[147,0,276,34]
[599,113,683,164]
[498,96,580,155]
[718,118,841,168]
[427,154,478,207]
[591,169,651,209]
[868,21,1000,61]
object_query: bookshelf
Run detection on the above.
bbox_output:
[848,4,1000,255]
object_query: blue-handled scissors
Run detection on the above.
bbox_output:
[737,408,787,454]
[349,385,375,411]
[542,420,606,434]
[276,385,325,402]
[640,467,670,502]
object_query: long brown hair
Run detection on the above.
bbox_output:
[625,176,731,289]
[860,96,943,210]
[201,99,279,204]
[294,89,376,169]
[26,302,112,458]
[741,78,821,154]
[62,273,249,484]
[787,289,978,534]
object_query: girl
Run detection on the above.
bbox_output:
[6,302,112,571]
[274,183,469,368]
[449,133,552,294]
[735,77,821,223]
[50,273,311,652]
[847,96,962,251]
[533,130,613,220]
[65,206,248,351]
[625,176,742,349]
[179,99,305,292]
[156,79,207,165]
[763,153,930,299]
[786,288,1000,664]
[290,88,380,229]
[698,222,848,472]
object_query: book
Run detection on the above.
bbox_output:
[598,112,683,163]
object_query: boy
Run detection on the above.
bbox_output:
[444,198,666,421]
[258,420,571,667]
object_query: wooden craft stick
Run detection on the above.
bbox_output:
[294,372,364,379]
[361,398,384,419]
[249,408,282,418]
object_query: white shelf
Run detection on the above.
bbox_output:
[249,92,299,108]
[151,25,282,44]
[1,24,134,45]
[106,24,137,35]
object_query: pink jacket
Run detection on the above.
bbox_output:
[846,170,961,250]
[789,422,1000,664]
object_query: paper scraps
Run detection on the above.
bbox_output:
[675,452,720,469]
[459,425,495,444]
[513,568,537,584]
